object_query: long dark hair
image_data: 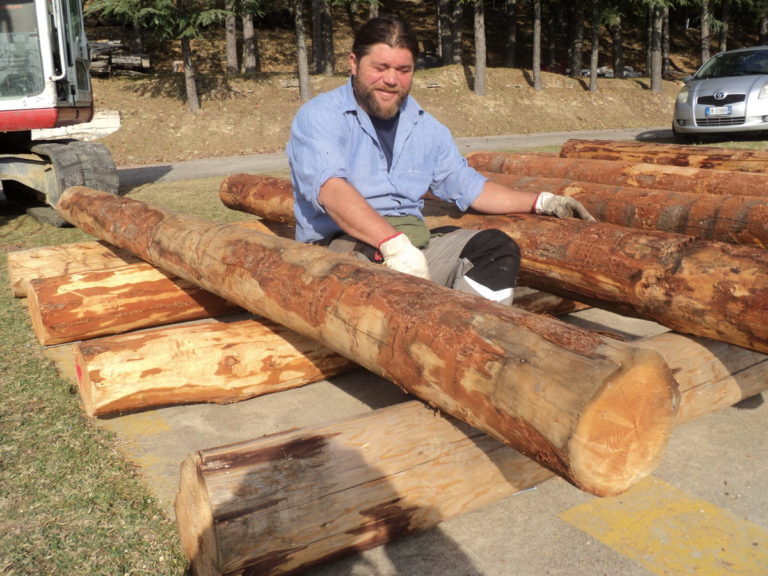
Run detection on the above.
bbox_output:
[352,16,419,62]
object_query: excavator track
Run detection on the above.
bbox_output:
[1,139,119,226]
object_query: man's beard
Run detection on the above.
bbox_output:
[352,74,407,119]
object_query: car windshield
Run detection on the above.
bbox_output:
[694,49,768,79]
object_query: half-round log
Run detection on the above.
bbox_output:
[73,315,355,416]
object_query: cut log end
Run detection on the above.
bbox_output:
[571,347,679,496]
[175,455,220,576]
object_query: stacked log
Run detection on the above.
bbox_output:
[479,171,768,247]
[7,240,140,298]
[26,263,241,346]
[218,174,768,355]
[57,186,679,497]
[560,138,768,173]
[467,151,768,197]
[175,331,768,576]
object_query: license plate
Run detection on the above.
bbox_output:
[705,105,732,116]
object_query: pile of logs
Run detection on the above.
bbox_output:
[88,40,151,76]
[6,139,768,576]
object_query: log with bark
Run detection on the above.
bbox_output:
[73,315,356,416]
[560,138,768,173]
[7,241,140,298]
[57,186,679,497]
[218,173,768,354]
[467,151,768,197]
[175,331,768,576]
[70,287,585,416]
[7,219,273,299]
[26,262,242,346]
[481,171,768,247]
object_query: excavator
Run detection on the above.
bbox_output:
[0,0,118,225]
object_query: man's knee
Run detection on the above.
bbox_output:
[459,229,521,291]
[452,230,520,305]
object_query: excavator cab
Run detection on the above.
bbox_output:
[0,0,118,225]
[0,0,93,131]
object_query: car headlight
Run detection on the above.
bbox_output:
[676,86,690,104]
[759,82,768,99]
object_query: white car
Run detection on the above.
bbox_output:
[672,46,768,143]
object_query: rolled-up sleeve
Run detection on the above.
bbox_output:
[427,121,487,211]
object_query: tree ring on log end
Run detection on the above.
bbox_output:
[570,347,679,496]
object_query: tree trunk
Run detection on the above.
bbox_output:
[650,6,662,93]
[225,1,238,75]
[567,0,584,76]
[480,170,768,247]
[369,0,379,19]
[588,1,598,92]
[242,14,259,75]
[451,0,463,64]
[175,332,768,576]
[545,6,556,70]
[57,186,679,497]
[74,316,355,416]
[661,5,670,79]
[761,9,768,45]
[532,0,541,91]
[26,263,242,346]
[719,0,729,53]
[181,37,200,113]
[7,241,140,298]
[700,0,710,65]
[293,0,311,101]
[559,138,768,173]
[504,0,517,67]
[466,151,768,197]
[131,16,143,54]
[473,0,486,95]
[313,0,334,75]
[438,0,452,65]
[320,0,335,75]
[610,13,624,79]
[215,174,768,354]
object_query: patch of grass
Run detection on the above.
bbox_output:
[0,203,189,574]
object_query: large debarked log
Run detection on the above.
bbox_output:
[466,151,768,197]
[218,174,768,355]
[481,171,768,247]
[560,138,768,173]
[57,186,678,497]
[175,331,768,576]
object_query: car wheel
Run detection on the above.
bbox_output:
[672,124,697,144]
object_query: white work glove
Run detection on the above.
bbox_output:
[378,233,431,280]
[534,192,596,221]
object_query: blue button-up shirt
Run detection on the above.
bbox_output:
[286,79,488,243]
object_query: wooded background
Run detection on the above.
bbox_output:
[85,0,768,110]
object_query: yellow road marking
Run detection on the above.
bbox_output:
[560,476,768,575]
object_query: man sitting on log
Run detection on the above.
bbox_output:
[286,15,594,305]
